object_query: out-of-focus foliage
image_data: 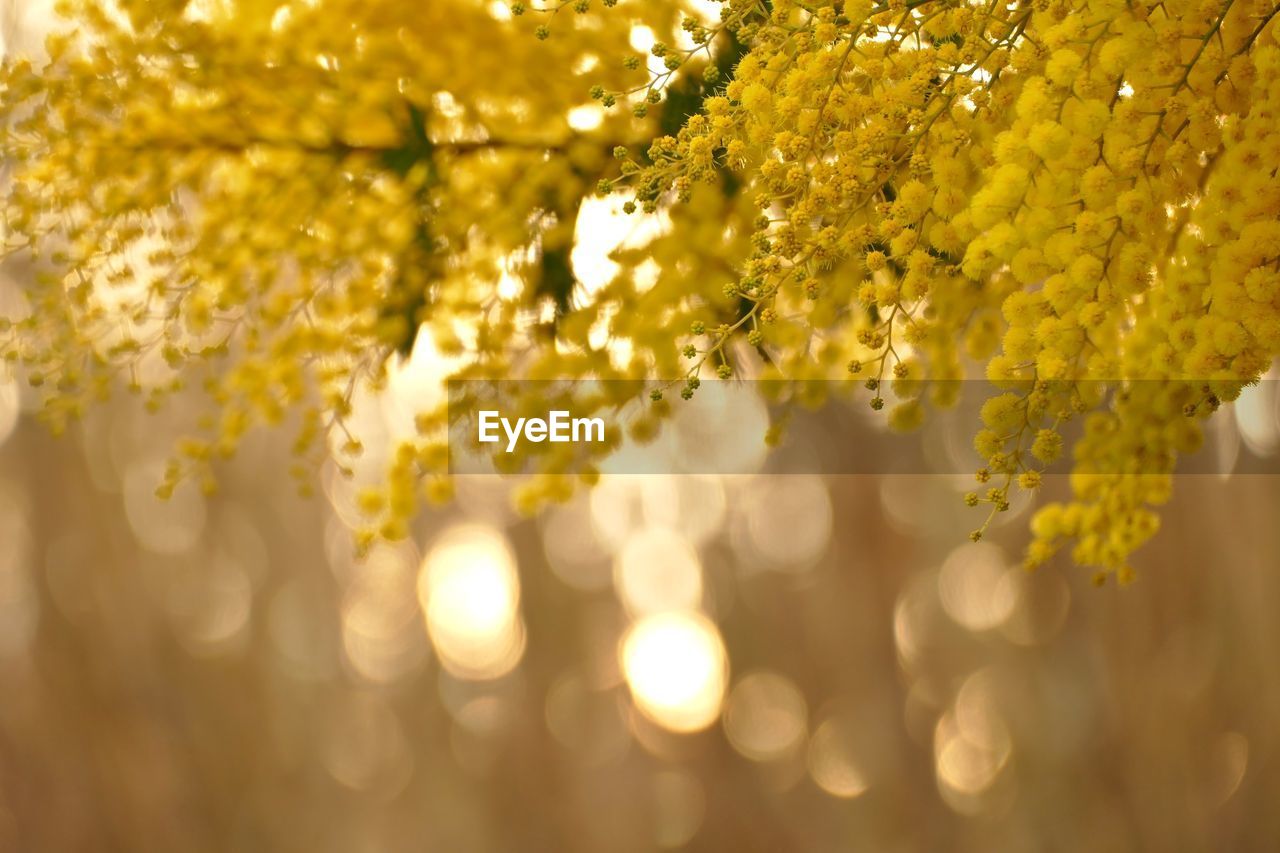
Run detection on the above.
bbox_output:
[1,0,753,541]
[2,0,1280,578]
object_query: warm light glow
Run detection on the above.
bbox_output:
[938,543,1016,632]
[893,572,940,671]
[342,546,428,684]
[628,25,656,53]
[740,475,831,571]
[934,685,1012,803]
[1235,372,1280,457]
[571,196,670,299]
[0,376,18,448]
[613,527,703,616]
[935,733,1007,798]
[567,104,604,132]
[621,611,727,733]
[724,671,808,762]
[419,524,525,680]
[807,718,869,799]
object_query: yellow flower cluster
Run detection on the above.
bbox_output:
[610,0,1280,582]
[3,0,1279,578]
[0,0,680,534]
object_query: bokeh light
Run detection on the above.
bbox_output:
[418,524,525,681]
[736,475,832,572]
[621,611,728,734]
[343,545,429,684]
[807,716,871,799]
[938,542,1017,632]
[613,526,703,616]
[723,670,808,762]
[0,376,18,447]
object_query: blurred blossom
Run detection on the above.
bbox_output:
[418,524,525,681]
[382,333,456,442]
[613,527,703,616]
[86,233,172,373]
[0,270,32,324]
[807,716,870,799]
[323,332,457,487]
[938,543,1018,632]
[323,393,401,527]
[123,458,206,554]
[323,460,378,530]
[621,611,727,733]
[723,670,808,762]
[342,545,429,683]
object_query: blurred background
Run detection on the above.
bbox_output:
[4,0,1280,850]
[1,351,1279,852]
